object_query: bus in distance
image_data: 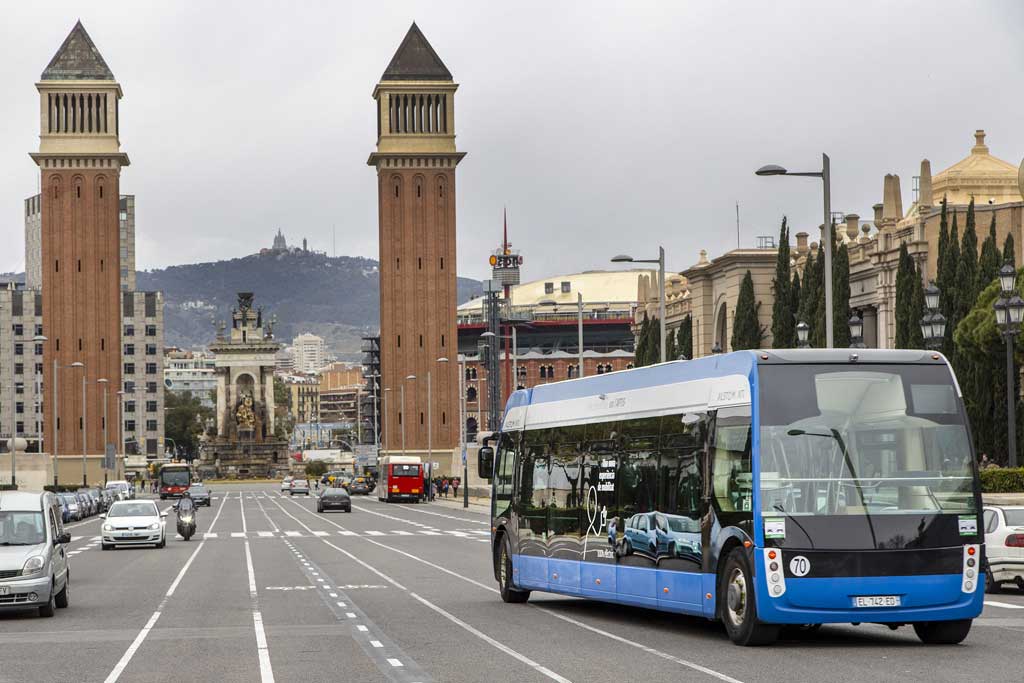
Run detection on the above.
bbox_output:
[479,349,984,646]
[378,455,423,503]
[159,463,192,499]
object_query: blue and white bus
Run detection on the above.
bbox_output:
[478,349,984,645]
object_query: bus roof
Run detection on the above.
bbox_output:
[502,348,949,432]
[379,455,422,464]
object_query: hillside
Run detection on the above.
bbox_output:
[136,250,481,361]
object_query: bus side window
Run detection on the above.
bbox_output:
[494,432,517,519]
[712,406,753,514]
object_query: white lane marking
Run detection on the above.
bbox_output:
[387,658,404,668]
[365,531,385,536]
[231,532,247,538]
[245,540,274,683]
[370,640,383,648]
[278,495,573,683]
[285,531,301,537]
[258,531,274,538]
[985,600,1024,609]
[329,592,338,598]
[346,612,357,618]
[420,531,442,536]
[240,491,247,534]
[409,592,569,682]
[207,493,230,533]
[391,502,489,525]
[204,532,219,539]
[356,625,369,632]
[391,530,414,536]
[337,530,357,536]
[313,530,328,537]
[350,503,434,529]
[337,601,346,607]
[103,540,207,683]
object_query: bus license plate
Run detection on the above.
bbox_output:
[853,595,900,608]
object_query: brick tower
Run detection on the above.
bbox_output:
[369,23,464,455]
[32,22,128,483]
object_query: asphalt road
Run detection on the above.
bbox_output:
[4,483,1024,683]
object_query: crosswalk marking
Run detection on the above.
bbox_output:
[313,531,329,537]
[258,531,274,538]
[79,528,494,547]
[204,532,219,539]
[365,531,385,536]
[231,532,246,538]
[285,531,301,537]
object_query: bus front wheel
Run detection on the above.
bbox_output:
[498,535,530,604]
[912,619,972,645]
[720,547,778,646]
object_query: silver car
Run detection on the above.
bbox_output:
[0,491,71,617]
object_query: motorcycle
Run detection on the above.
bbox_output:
[176,507,196,541]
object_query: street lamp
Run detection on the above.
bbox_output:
[757,154,834,347]
[612,247,666,363]
[97,378,109,485]
[68,361,87,487]
[848,314,865,349]
[796,321,810,348]
[117,390,126,481]
[920,283,945,350]
[382,387,391,453]
[995,264,1024,467]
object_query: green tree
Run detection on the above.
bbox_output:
[635,313,651,367]
[164,391,214,461]
[731,270,764,350]
[665,325,678,363]
[954,199,979,323]
[894,242,915,348]
[978,211,1002,291]
[790,270,801,330]
[770,218,794,348]
[832,235,851,348]
[678,314,692,360]
[799,248,821,345]
[939,211,961,357]
[908,263,926,349]
[304,460,328,478]
[1005,232,1016,267]
[936,197,949,283]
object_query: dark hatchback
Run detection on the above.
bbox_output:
[348,477,373,495]
[317,488,352,513]
[187,484,211,506]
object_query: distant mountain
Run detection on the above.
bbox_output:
[136,250,482,361]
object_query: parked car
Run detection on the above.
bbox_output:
[187,484,211,507]
[984,505,1024,593]
[101,500,167,550]
[59,494,81,521]
[78,489,102,515]
[289,479,310,496]
[57,496,72,524]
[281,476,294,492]
[0,490,71,617]
[106,480,133,500]
[74,492,94,518]
[317,487,352,513]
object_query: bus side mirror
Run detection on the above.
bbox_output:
[478,446,494,480]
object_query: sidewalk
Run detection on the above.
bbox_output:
[429,492,491,514]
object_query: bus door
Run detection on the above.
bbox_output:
[516,430,549,586]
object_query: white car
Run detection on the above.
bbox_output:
[289,479,310,496]
[101,500,167,550]
[281,476,294,492]
[983,505,1024,592]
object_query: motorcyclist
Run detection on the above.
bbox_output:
[174,491,197,517]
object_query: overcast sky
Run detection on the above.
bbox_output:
[3,1,1024,282]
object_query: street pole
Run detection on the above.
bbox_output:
[1008,339,1018,469]
[81,373,87,487]
[371,375,379,451]
[118,390,125,480]
[52,359,58,488]
[400,384,406,457]
[658,246,666,363]
[426,370,432,483]
[460,357,468,509]
[822,153,834,349]
[9,372,16,488]
[577,292,586,378]
[511,327,518,388]
[100,380,108,485]
[382,388,390,453]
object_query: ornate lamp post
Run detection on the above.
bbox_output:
[796,321,810,349]
[994,264,1024,467]
[920,283,946,351]
[848,314,865,349]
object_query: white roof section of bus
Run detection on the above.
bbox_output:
[379,455,423,464]
[507,373,750,432]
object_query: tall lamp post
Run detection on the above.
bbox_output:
[612,247,666,363]
[994,265,1024,467]
[920,283,946,351]
[756,154,834,347]
[97,378,109,485]
[117,390,126,482]
[382,387,391,453]
[848,314,865,349]
[439,356,469,508]
[796,321,810,349]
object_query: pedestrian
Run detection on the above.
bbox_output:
[431,480,437,500]
[443,477,450,498]
[452,478,459,498]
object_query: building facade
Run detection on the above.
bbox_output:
[34,22,127,481]
[164,349,217,408]
[292,333,326,374]
[120,292,165,456]
[283,375,320,424]
[369,23,463,454]
[0,286,44,453]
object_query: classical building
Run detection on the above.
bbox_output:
[368,23,462,455]
[33,22,128,483]
[681,129,1024,356]
[292,332,326,373]
[282,375,320,424]
[456,269,641,434]
[199,293,287,478]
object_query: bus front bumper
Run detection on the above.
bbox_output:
[755,556,984,624]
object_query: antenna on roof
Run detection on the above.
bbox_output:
[736,202,740,249]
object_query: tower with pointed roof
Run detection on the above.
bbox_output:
[369,23,464,455]
[32,22,127,473]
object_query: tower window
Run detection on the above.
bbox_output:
[77,260,81,272]
[420,412,424,425]
[99,186,103,199]
[100,259,104,271]
[442,412,446,425]
[398,411,402,425]
[441,334,445,347]
[418,257,422,269]
[397,335,401,348]
[417,185,421,198]
[440,257,444,270]
[101,338,105,351]
[394,185,399,198]
[56,338,59,351]
[396,257,400,270]
[439,185,444,198]
[76,186,81,199]
[55,260,59,273]
[419,335,423,347]
[78,339,82,351]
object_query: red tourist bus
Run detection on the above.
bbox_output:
[377,455,423,502]
[159,463,192,499]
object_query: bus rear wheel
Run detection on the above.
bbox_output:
[498,535,529,604]
[720,547,778,646]
[912,619,972,645]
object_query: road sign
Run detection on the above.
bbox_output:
[104,444,116,470]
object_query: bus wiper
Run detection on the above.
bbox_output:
[771,505,816,549]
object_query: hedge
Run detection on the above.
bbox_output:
[980,468,1024,493]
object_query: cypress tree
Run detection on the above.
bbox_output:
[678,315,693,360]
[936,197,949,288]
[770,218,794,348]
[894,242,914,348]
[731,270,763,350]
[635,313,650,366]
[954,198,979,323]
[647,315,661,364]
[832,237,851,348]
[665,324,677,362]
[798,248,818,341]
[1005,232,1016,267]
[939,211,960,357]
[908,262,926,349]
[978,211,1001,291]
[790,270,801,326]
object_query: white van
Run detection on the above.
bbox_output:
[0,491,71,617]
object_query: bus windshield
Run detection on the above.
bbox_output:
[758,364,976,517]
[161,469,190,487]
